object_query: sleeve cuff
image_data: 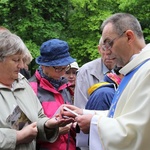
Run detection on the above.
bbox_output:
[83,109,108,116]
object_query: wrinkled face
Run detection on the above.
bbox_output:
[98,44,116,70]
[0,54,24,86]
[42,65,69,80]
[102,23,129,67]
[64,68,78,86]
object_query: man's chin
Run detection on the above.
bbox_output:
[105,61,115,66]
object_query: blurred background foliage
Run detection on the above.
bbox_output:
[0,0,150,74]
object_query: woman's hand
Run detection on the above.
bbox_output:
[59,123,72,135]
[44,115,74,129]
[16,122,38,145]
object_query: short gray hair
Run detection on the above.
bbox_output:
[23,50,33,65]
[101,13,143,38]
[0,31,29,62]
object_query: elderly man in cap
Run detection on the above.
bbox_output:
[29,39,76,150]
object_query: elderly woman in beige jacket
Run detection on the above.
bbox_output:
[0,31,73,150]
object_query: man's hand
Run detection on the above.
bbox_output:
[75,114,93,134]
[59,104,83,119]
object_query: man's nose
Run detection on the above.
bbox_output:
[105,49,112,55]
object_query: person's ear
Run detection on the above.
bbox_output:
[98,45,102,55]
[125,30,135,44]
[41,65,45,69]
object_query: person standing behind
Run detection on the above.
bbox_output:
[0,31,73,150]
[20,50,33,79]
[74,38,116,108]
[64,62,79,92]
[63,61,80,150]
[85,69,122,110]
[74,38,116,150]
[29,39,76,150]
[0,26,10,32]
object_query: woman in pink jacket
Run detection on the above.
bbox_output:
[29,39,76,150]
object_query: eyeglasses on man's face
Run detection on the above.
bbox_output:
[53,65,71,73]
[102,31,126,51]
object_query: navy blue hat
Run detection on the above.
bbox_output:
[36,39,75,66]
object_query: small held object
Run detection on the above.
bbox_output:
[63,106,79,116]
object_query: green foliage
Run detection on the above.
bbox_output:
[1,0,150,69]
[66,0,116,66]
[117,0,150,43]
[25,40,40,57]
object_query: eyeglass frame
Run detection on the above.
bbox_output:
[102,31,126,51]
[52,65,71,73]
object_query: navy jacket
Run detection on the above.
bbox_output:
[85,84,115,110]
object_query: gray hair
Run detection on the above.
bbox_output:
[23,50,33,65]
[101,13,143,38]
[0,31,29,62]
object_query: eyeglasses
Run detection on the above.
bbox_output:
[53,65,71,73]
[102,31,126,51]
